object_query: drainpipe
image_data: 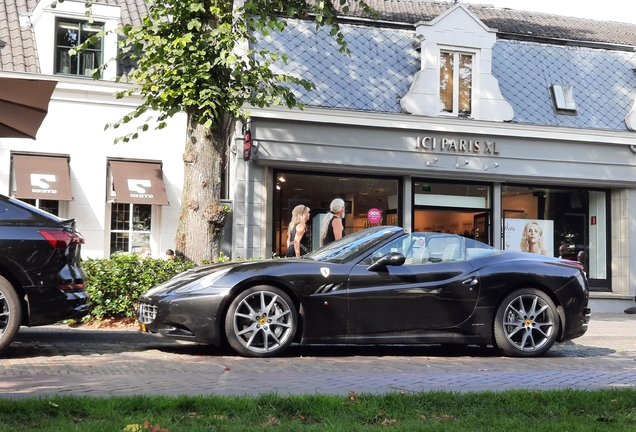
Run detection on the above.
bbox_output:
[244,156,250,259]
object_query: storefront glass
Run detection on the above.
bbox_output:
[412,180,491,244]
[273,171,400,256]
[501,185,608,288]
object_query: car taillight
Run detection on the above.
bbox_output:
[59,283,84,291]
[39,230,84,249]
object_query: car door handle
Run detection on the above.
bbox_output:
[462,277,478,286]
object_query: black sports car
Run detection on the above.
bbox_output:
[138,226,591,357]
[0,195,88,353]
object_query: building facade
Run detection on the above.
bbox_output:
[1,0,187,259]
[3,1,636,311]
[230,4,636,312]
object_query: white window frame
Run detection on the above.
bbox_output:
[54,19,105,77]
[109,202,154,256]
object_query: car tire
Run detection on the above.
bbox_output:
[225,285,297,357]
[0,276,21,353]
[494,288,559,357]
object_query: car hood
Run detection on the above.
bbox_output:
[143,258,318,297]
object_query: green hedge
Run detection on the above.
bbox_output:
[82,254,197,321]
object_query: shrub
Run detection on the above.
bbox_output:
[82,254,196,321]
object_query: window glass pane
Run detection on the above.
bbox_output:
[273,172,400,257]
[414,209,489,242]
[440,52,454,113]
[132,204,152,231]
[110,232,129,256]
[109,203,152,256]
[82,52,96,76]
[551,84,577,112]
[111,203,130,231]
[19,199,59,216]
[458,54,472,114]
[56,48,76,75]
[501,185,607,284]
[132,232,150,256]
[39,200,60,216]
[81,24,102,46]
[563,86,576,110]
[56,21,79,47]
[55,20,103,76]
[552,85,566,108]
[413,182,490,208]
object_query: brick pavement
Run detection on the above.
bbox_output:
[0,313,634,398]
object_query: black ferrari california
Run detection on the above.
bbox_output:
[138,226,591,357]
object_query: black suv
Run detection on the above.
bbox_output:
[0,194,88,353]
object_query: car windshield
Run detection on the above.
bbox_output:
[360,232,500,266]
[305,226,403,264]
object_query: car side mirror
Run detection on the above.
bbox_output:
[367,252,406,272]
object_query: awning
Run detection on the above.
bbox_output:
[12,153,73,201]
[0,77,57,139]
[109,160,169,205]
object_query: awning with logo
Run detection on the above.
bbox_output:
[12,153,73,201]
[108,159,169,205]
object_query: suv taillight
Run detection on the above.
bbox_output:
[558,258,585,271]
[39,230,85,249]
[59,283,84,291]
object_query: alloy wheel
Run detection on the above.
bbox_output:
[230,288,296,356]
[501,293,556,352]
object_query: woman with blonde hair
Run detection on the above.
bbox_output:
[285,205,311,257]
[520,220,550,256]
[320,198,345,246]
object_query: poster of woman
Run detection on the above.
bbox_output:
[503,219,554,257]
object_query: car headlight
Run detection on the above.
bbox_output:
[173,268,232,293]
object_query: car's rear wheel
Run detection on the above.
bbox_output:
[0,276,21,353]
[225,286,297,357]
[494,288,559,357]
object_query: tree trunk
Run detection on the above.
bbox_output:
[175,113,234,264]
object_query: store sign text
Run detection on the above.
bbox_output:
[416,137,499,154]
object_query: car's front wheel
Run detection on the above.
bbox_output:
[494,288,559,357]
[0,276,21,353]
[225,286,297,357]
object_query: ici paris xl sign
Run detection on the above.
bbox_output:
[416,136,500,154]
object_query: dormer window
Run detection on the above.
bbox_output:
[55,20,104,77]
[440,51,473,116]
[550,84,577,114]
[401,4,513,122]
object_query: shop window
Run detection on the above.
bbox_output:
[440,51,473,116]
[502,186,608,288]
[55,20,104,77]
[109,203,151,256]
[20,199,60,216]
[273,172,400,257]
[413,181,491,244]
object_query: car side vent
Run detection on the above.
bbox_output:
[313,283,343,294]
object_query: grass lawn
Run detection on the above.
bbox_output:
[1,389,635,431]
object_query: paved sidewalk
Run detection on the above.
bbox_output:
[0,313,634,398]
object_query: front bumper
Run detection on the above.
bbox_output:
[138,291,228,346]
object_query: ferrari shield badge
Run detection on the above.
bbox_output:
[320,267,330,278]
